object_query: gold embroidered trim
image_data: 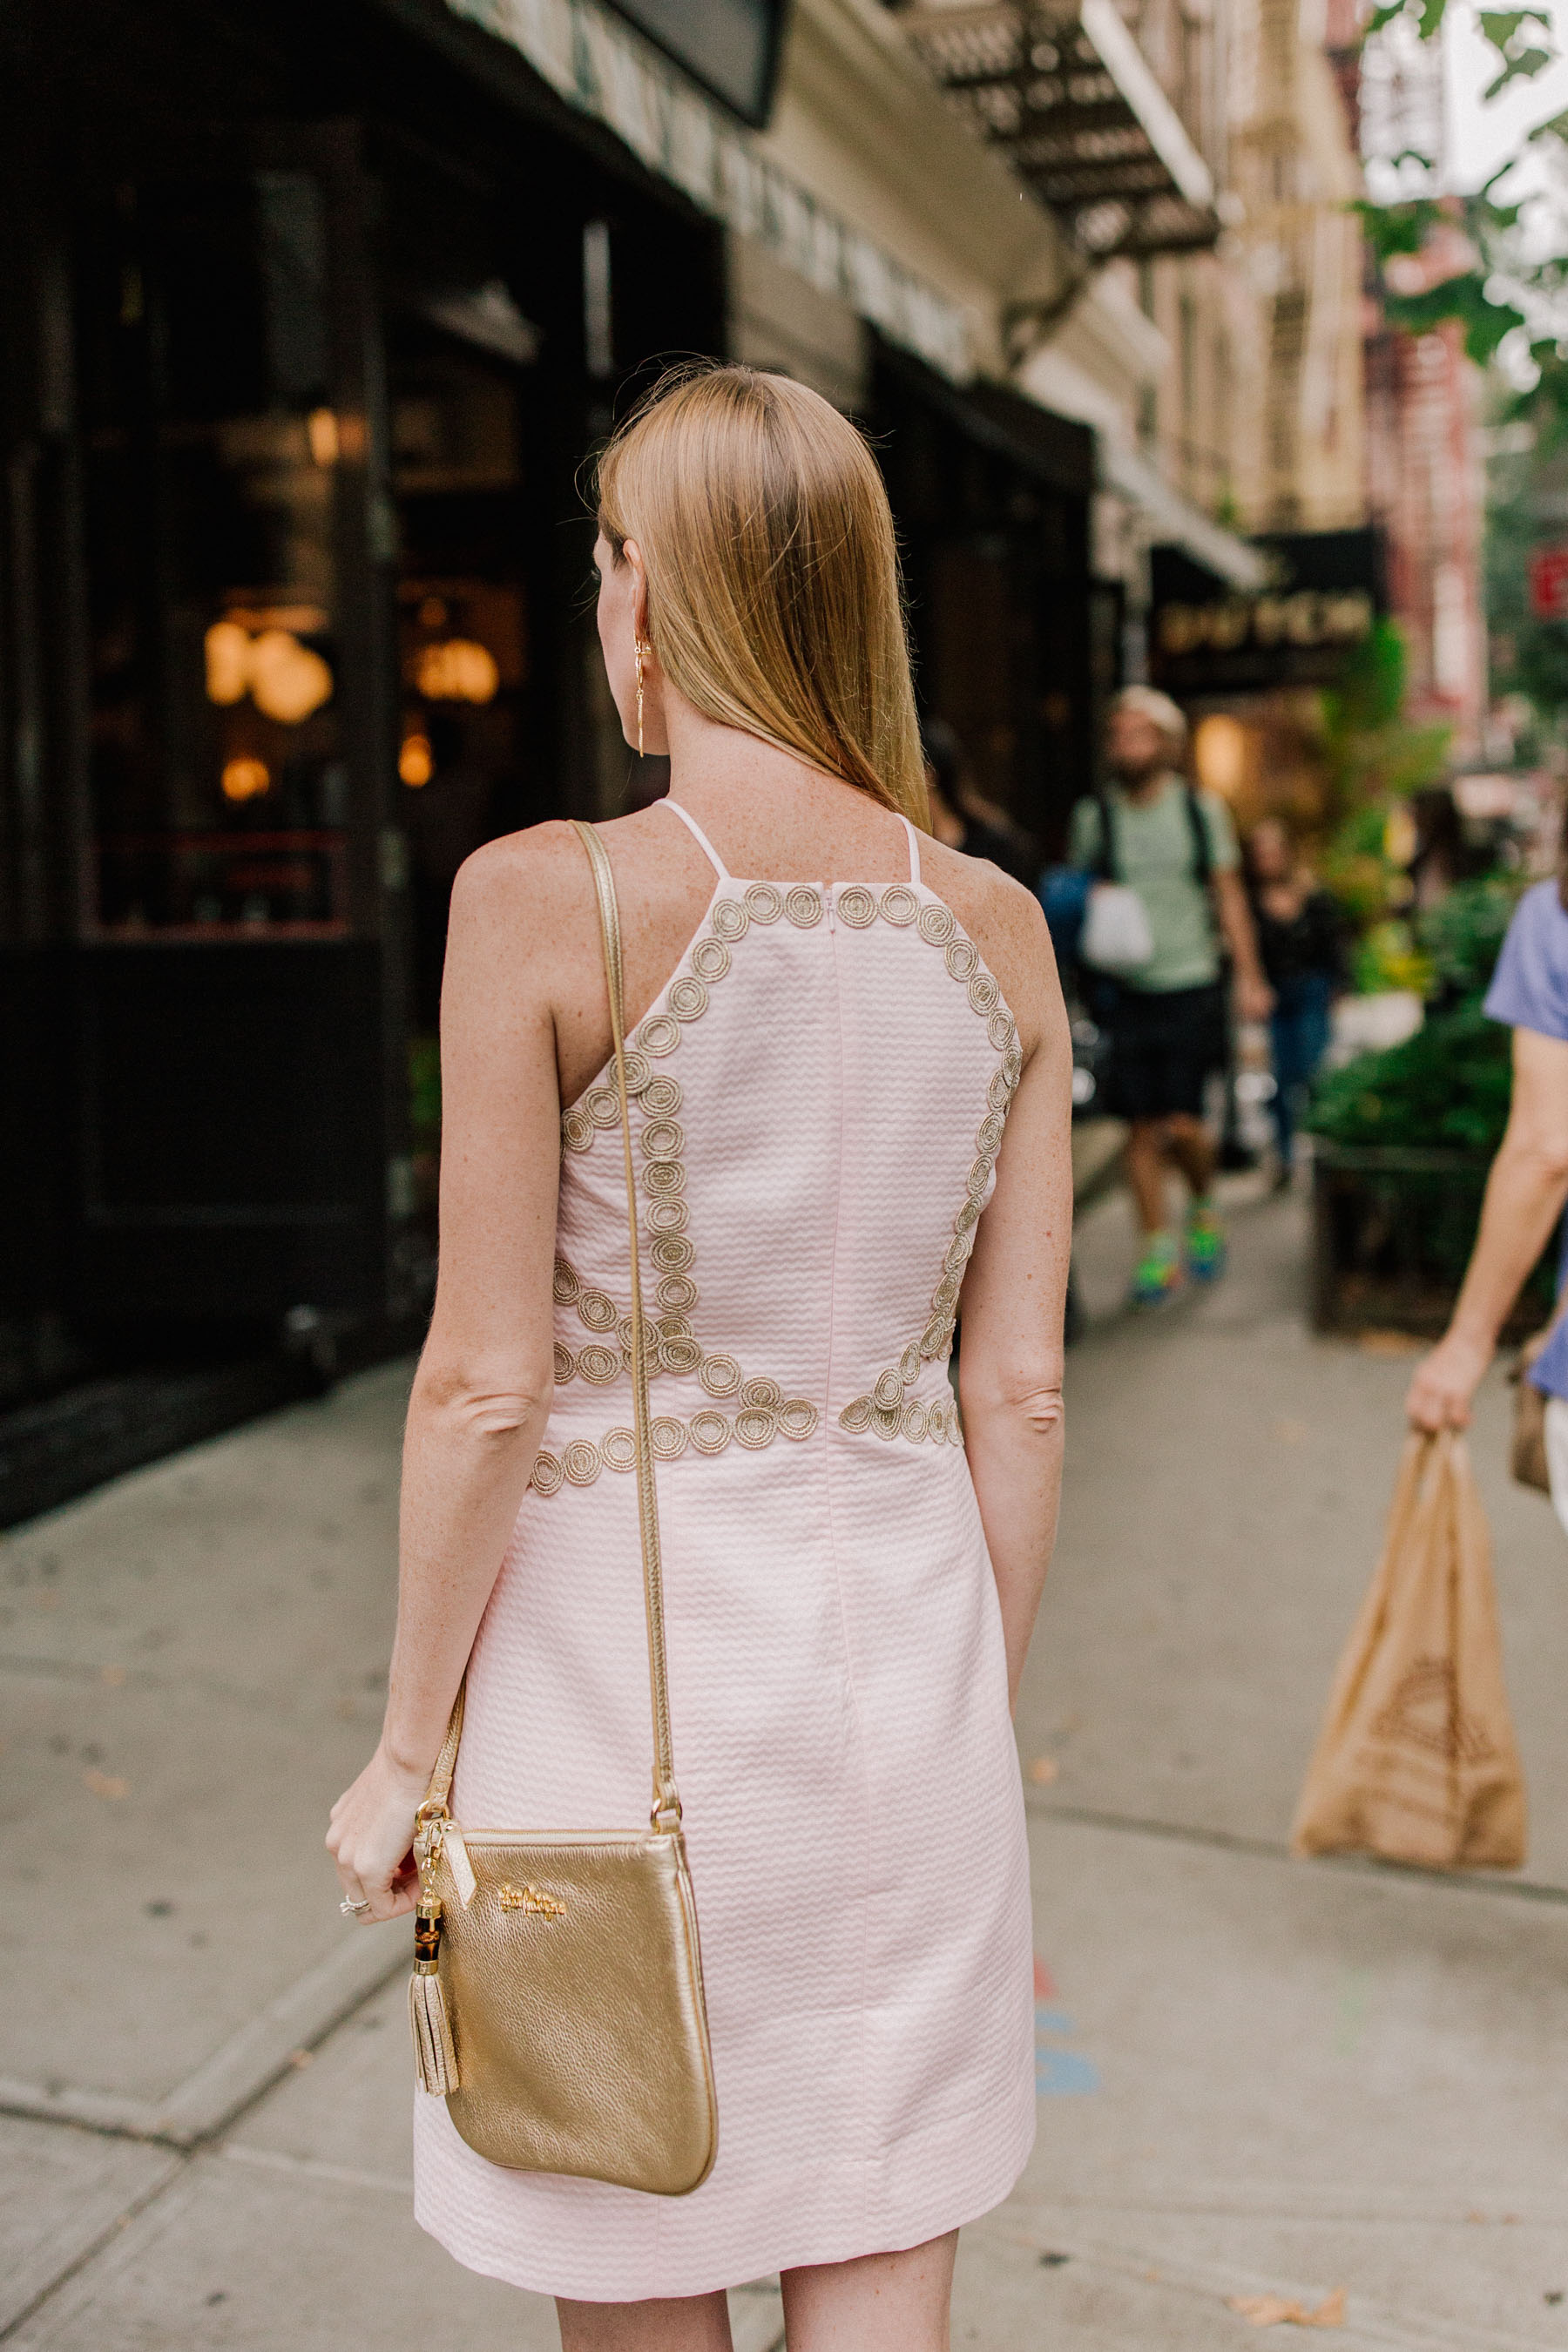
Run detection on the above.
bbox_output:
[837,905,1023,1444]
[531,1392,821,1494]
[838,1389,964,1446]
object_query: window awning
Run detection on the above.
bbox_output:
[899,0,1223,261]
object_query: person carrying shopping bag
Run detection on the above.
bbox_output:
[1406,864,1568,1531]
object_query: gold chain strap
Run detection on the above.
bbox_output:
[417,821,681,1836]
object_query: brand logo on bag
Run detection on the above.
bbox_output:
[498,1882,567,1918]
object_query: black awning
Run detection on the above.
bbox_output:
[874,335,1095,500]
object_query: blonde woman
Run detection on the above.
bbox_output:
[328,366,1071,2349]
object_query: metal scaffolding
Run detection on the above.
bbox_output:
[899,0,1222,263]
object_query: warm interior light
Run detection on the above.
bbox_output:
[221,756,271,802]
[248,630,335,724]
[307,408,341,466]
[1193,713,1249,800]
[400,731,434,787]
[205,620,252,706]
[224,605,329,634]
[418,597,449,630]
[206,619,333,721]
[416,638,499,704]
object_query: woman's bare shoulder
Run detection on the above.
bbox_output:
[455,808,693,904]
[451,817,596,914]
[916,835,1059,1052]
[444,811,716,1085]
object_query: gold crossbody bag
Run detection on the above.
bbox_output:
[407,818,718,2196]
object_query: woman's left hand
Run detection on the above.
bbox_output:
[327,1746,432,1921]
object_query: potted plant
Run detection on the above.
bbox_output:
[1304,879,1550,1335]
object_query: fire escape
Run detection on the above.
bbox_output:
[891,0,1225,351]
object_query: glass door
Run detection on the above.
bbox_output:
[71,125,403,1327]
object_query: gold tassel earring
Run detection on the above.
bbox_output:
[634,635,645,758]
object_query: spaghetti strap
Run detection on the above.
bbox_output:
[900,814,922,884]
[662,798,730,880]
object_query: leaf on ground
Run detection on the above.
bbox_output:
[1228,2288,1346,2328]
[1028,1755,1059,1784]
[83,1768,128,1800]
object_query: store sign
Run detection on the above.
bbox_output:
[1530,544,1568,621]
[1150,529,1386,694]
[602,0,786,126]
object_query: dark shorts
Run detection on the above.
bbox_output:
[1098,981,1227,1122]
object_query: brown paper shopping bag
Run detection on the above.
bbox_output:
[1292,1429,1526,1869]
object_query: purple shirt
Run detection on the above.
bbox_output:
[1484,880,1568,1398]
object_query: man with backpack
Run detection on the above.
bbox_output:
[1067,686,1273,1307]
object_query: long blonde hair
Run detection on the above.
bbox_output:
[594,364,929,828]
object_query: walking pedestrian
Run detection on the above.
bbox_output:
[326,363,1072,2349]
[1068,686,1273,1306]
[1243,815,1348,1187]
[1407,867,1568,1531]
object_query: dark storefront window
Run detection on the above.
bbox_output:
[390,326,533,1025]
[0,0,730,1431]
[78,171,353,937]
[871,345,1095,862]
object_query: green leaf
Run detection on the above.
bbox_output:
[1416,0,1447,36]
[1363,0,1409,33]
[1528,106,1568,141]
[1350,195,1443,258]
[1382,270,1527,365]
[1471,160,1523,226]
[1478,8,1552,47]
[1484,43,1553,96]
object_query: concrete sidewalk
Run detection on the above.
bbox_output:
[3,1181,1567,2346]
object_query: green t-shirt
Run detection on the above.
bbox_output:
[1068,776,1238,993]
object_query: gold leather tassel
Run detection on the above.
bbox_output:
[409,1900,458,2094]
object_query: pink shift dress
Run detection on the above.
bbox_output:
[413,803,1036,2299]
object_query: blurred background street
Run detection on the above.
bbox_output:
[5,0,1568,2337]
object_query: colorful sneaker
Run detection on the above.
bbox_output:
[1131,1232,1183,1308]
[1184,1203,1227,1283]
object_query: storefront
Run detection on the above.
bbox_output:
[1148,527,1388,833]
[870,342,1094,859]
[0,0,732,1423]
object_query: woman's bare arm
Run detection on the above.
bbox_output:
[956,893,1073,1711]
[327,833,579,1917]
[1407,1024,1568,1430]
